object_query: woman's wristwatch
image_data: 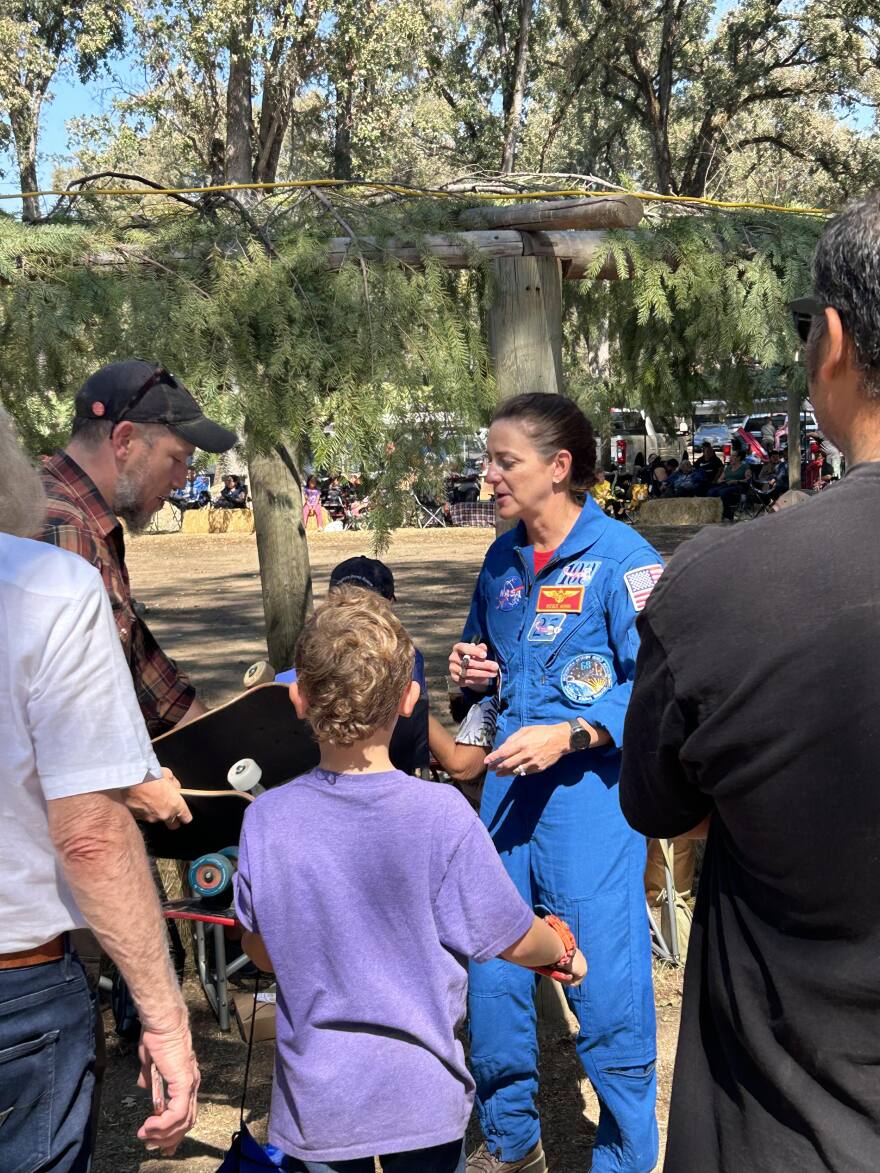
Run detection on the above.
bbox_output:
[569,718,597,751]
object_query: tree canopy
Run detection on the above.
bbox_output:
[0,0,868,462]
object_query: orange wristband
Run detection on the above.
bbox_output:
[527,914,577,982]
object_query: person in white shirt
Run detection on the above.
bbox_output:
[0,405,199,1171]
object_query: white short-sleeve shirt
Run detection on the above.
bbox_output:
[1,534,161,952]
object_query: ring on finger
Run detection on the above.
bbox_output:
[514,765,527,776]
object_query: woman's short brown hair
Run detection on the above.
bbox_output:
[293,586,415,746]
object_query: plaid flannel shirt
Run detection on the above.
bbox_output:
[40,451,196,735]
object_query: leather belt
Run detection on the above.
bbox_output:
[0,935,65,970]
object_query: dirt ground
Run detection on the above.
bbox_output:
[94,526,694,1173]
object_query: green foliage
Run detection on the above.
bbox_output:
[0,212,494,545]
[564,212,822,419]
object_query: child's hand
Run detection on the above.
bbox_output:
[556,948,587,988]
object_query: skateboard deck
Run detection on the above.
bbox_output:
[153,682,319,792]
[145,683,429,860]
[146,683,319,859]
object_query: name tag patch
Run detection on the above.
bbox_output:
[623,564,664,612]
[528,613,567,642]
[561,654,614,705]
[536,585,584,613]
[497,576,525,611]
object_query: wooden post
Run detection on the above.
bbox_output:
[247,437,314,670]
[486,253,564,397]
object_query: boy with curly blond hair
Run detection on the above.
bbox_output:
[235,587,585,1173]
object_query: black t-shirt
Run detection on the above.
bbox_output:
[694,452,722,478]
[620,465,880,1173]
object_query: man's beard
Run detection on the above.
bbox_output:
[113,456,159,535]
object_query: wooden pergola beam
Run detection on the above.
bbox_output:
[325,228,633,279]
[456,194,644,232]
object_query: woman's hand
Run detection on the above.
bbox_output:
[449,642,500,691]
[485,723,571,776]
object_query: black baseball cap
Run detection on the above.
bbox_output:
[74,359,237,452]
[329,556,395,601]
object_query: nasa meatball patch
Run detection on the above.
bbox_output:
[560,654,614,705]
[497,575,525,611]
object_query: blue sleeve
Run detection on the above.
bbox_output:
[274,667,297,684]
[413,648,428,698]
[460,569,489,647]
[458,567,496,704]
[587,549,664,747]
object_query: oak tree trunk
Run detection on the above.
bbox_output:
[9,102,42,222]
[500,0,533,175]
[247,438,314,671]
[226,21,255,184]
[787,384,803,492]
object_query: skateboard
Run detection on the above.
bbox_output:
[145,683,320,859]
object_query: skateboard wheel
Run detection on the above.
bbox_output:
[228,758,262,792]
[218,846,239,863]
[243,660,275,689]
[188,853,234,899]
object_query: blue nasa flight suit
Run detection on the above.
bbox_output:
[463,498,661,1172]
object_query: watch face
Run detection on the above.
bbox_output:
[569,721,591,751]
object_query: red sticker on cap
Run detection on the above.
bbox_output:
[91,401,106,417]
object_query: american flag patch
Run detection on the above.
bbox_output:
[623,564,664,612]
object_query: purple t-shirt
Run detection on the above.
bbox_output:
[234,767,532,1162]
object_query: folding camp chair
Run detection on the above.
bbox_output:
[411,490,446,528]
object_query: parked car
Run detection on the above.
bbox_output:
[602,409,680,474]
[693,422,731,451]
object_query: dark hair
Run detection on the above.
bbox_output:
[666,458,679,470]
[633,451,645,466]
[491,393,597,492]
[812,192,880,397]
[307,474,318,488]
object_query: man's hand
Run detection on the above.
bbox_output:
[125,768,192,829]
[449,642,500,691]
[485,724,571,775]
[137,1011,200,1156]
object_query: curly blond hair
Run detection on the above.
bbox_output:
[294,586,415,746]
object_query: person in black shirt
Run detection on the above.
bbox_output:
[690,440,723,491]
[619,192,880,1173]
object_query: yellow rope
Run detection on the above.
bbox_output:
[0,176,831,217]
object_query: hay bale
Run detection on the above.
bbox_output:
[181,507,256,535]
[208,507,255,534]
[638,497,722,526]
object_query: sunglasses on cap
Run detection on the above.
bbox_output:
[790,295,832,345]
[112,367,179,427]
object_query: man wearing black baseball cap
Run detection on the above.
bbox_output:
[41,360,237,745]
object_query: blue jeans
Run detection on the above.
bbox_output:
[0,945,95,1173]
[282,1138,465,1172]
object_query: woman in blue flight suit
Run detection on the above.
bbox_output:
[451,394,661,1173]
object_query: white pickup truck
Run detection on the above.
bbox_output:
[600,409,683,475]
